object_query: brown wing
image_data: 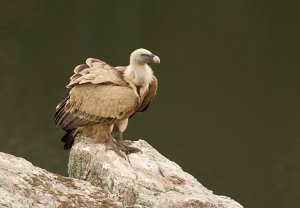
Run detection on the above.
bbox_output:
[131,76,158,118]
[54,83,138,131]
[67,58,128,88]
[54,96,98,131]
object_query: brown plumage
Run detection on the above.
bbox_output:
[54,48,159,156]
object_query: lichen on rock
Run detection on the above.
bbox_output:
[0,152,120,208]
[68,137,244,208]
[0,137,243,208]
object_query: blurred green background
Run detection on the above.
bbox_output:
[0,1,299,207]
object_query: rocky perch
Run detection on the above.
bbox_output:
[0,138,243,208]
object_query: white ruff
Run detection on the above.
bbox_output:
[124,64,153,87]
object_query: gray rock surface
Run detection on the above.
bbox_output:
[68,137,243,208]
[0,152,120,208]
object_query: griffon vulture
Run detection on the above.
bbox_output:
[54,48,159,157]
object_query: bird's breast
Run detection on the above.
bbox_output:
[133,67,153,87]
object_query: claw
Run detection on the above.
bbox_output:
[105,138,127,159]
[114,132,142,155]
[123,142,142,154]
[115,141,142,155]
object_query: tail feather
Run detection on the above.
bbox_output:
[61,130,76,150]
[54,96,69,126]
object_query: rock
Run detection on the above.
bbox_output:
[0,152,120,208]
[0,137,243,208]
[68,137,243,208]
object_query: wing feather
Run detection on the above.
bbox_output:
[129,76,157,119]
[70,84,138,118]
[73,64,89,73]
[136,76,158,113]
[55,58,142,131]
[54,83,138,131]
[67,58,128,88]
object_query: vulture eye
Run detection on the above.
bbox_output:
[141,54,153,58]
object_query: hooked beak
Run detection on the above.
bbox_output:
[152,55,160,64]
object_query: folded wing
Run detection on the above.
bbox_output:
[67,58,128,88]
[135,76,158,113]
[54,58,138,131]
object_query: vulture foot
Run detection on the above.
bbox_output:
[117,141,142,155]
[115,132,142,155]
[106,138,127,159]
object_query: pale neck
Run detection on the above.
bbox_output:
[124,63,153,87]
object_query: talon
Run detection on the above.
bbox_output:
[123,140,133,145]
[114,131,142,155]
[105,138,127,159]
[116,141,142,155]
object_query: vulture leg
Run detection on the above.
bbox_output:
[115,132,142,154]
[105,137,127,159]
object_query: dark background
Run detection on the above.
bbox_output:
[0,1,299,207]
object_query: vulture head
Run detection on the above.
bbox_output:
[130,48,160,65]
